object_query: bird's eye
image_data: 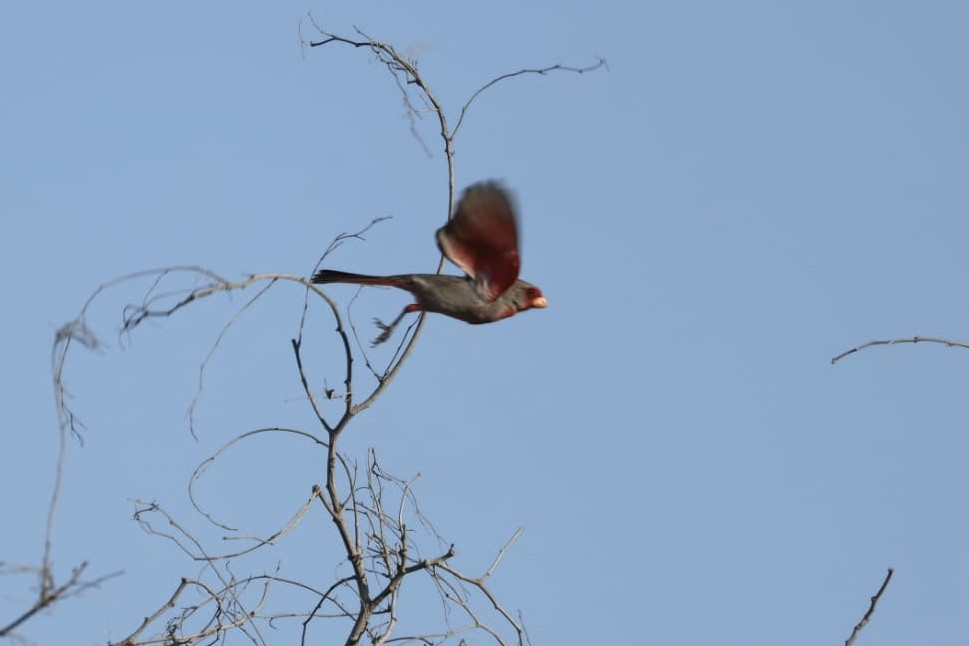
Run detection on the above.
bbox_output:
[526,287,538,297]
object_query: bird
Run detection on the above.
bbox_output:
[312,181,547,346]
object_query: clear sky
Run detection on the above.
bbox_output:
[3,1,969,644]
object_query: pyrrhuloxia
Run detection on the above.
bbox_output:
[312,181,547,345]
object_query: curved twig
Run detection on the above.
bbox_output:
[187,426,327,532]
[831,336,969,364]
[452,57,608,138]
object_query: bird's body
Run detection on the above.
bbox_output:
[312,182,546,345]
[312,270,543,324]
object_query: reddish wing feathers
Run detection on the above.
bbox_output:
[311,181,544,345]
[436,182,521,301]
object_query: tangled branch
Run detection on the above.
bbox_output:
[35,19,605,646]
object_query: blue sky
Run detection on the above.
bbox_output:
[3,1,969,644]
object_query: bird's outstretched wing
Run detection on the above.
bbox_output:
[436,181,521,301]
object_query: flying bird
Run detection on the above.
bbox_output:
[312,181,547,345]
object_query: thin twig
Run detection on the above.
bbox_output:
[831,336,969,364]
[844,568,893,646]
[0,563,121,638]
[452,58,608,138]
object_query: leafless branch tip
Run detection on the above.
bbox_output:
[831,336,969,364]
[844,568,893,646]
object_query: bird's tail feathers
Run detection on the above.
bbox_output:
[311,269,399,286]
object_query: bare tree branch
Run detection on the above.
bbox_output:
[452,58,608,138]
[0,562,121,639]
[844,568,893,646]
[831,336,969,364]
[32,19,602,646]
[300,16,604,419]
[0,310,135,640]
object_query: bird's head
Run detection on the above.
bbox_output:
[512,281,548,312]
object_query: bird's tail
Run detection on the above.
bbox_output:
[311,269,402,287]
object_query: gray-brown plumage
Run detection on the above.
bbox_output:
[311,181,546,345]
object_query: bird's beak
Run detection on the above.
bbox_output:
[532,296,548,309]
